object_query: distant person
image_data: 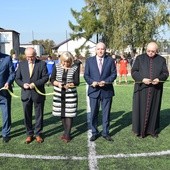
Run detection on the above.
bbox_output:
[84,42,117,142]
[55,55,60,65]
[73,55,82,72]
[0,52,15,143]
[118,53,128,84]
[112,54,118,85]
[12,53,19,71]
[15,47,48,144]
[46,55,55,86]
[73,55,83,82]
[130,50,138,68]
[11,53,19,87]
[51,51,80,143]
[131,42,169,138]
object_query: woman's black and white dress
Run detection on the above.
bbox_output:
[51,64,79,117]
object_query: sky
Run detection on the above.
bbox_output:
[1,0,170,45]
[0,0,86,44]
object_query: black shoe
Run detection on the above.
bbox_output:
[2,137,10,143]
[90,135,98,141]
[103,135,113,141]
[151,134,158,138]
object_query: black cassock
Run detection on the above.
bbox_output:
[131,53,169,137]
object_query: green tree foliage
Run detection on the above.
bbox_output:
[69,6,103,41]
[69,0,170,51]
[31,39,55,55]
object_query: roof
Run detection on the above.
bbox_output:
[52,37,96,50]
[52,38,72,49]
[0,27,20,34]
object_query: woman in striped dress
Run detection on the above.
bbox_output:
[51,51,80,142]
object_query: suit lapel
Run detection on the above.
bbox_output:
[25,61,30,78]
[93,56,101,75]
[30,59,37,77]
[101,55,107,74]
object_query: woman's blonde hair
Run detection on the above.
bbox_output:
[60,51,73,65]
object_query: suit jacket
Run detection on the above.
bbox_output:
[84,55,117,98]
[0,53,15,98]
[15,59,48,102]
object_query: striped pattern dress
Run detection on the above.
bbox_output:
[52,64,78,117]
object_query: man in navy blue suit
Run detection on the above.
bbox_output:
[84,42,117,141]
[0,52,15,143]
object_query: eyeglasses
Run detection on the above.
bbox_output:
[146,50,156,53]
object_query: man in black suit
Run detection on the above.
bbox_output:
[15,47,48,144]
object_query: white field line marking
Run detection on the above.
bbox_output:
[0,153,86,160]
[96,150,170,159]
[86,84,98,170]
[0,150,170,160]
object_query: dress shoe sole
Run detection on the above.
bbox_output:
[36,140,43,143]
[62,139,71,143]
[36,139,44,143]
[2,137,10,143]
[103,136,113,141]
[90,135,99,141]
[36,136,44,143]
[25,136,34,144]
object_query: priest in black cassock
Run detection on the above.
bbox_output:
[131,42,169,138]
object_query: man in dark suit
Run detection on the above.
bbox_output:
[0,52,15,143]
[15,47,48,144]
[84,42,117,141]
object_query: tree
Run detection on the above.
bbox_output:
[31,39,56,55]
[69,0,170,52]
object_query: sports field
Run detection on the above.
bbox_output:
[0,77,170,170]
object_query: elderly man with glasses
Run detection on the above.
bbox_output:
[131,42,169,138]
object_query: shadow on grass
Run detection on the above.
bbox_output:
[43,109,86,139]
[159,108,170,132]
[10,119,25,138]
[107,108,170,136]
[109,111,132,136]
[7,108,170,139]
[96,110,132,136]
[5,109,86,139]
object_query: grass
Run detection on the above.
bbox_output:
[0,77,170,170]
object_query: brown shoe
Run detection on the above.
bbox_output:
[60,134,65,140]
[36,136,44,143]
[62,136,71,143]
[25,136,33,144]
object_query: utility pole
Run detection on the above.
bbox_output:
[66,30,68,51]
[32,31,34,41]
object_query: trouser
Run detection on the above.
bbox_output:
[23,98,44,136]
[0,95,11,137]
[89,97,112,136]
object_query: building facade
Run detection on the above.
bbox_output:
[20,44,45,57]
[0,28,20,56]
[52,37,96,57]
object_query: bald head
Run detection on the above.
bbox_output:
[25,47,36,56]
[146,42,158,57]
[25,47,37,63]
[95,42,106,58]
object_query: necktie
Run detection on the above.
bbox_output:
[29,63,34,77]
[98,58,102,74]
